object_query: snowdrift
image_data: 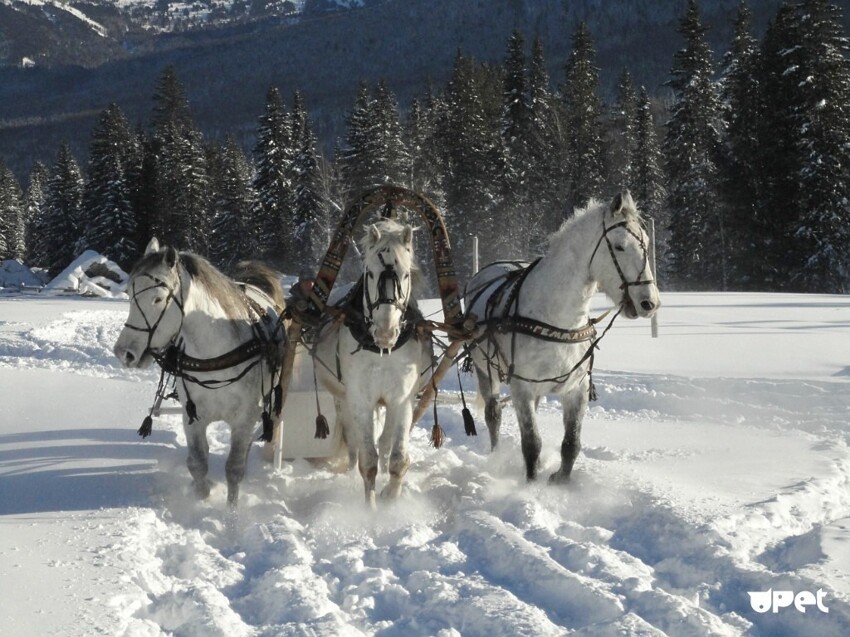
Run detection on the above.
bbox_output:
[0,259,47,290]
[42,250,129,298]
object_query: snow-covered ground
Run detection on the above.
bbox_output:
[1,291,849,636]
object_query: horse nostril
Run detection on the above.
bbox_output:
[124,351,136,364]
[641,300,655,312]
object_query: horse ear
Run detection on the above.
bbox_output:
[164,246,178,269]
[402,224,415,246]
[609,192,625,216]
[621,189,635,212]
[368,224,381,245]
[144,237,161,255]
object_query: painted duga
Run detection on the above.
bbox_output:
[314,219,434,510]
[113,238,286,506]
[464,191,661,482]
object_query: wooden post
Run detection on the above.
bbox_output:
[648,217,659,338]
[263,320,303,465]
[472,235,479,275]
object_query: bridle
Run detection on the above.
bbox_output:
[362,249,411,328]
[588,216,655,308]
[122,271,186,358]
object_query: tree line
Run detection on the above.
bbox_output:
[1,0,848,293]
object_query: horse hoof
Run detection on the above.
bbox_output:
[380,484,402,499]
[548,471,571,485]
[194,480,212,500]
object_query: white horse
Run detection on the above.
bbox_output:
[114,238,286,506]
[314,219,433,510]
[465,191,660,483]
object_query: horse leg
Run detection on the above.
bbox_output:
[225,421,253,507]
[353,408,379,510]
[549,385,589,484]
[380,401,412,500]
[184,419,212,499]
[335,398,357,471]
[376,405,391,473]
[476,365,502,451]
[512,387,541,481]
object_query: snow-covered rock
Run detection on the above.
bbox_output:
[42,250,129,298]
[0,259,47,290]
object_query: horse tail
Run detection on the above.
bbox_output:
[234,261,285,311]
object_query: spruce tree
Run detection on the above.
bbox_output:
[527,34,567,237]
[291,91,324,268]
[38,144,84,276]
[0,161,23,261]
[149,66,210,254]
[82,103,140,268]
[210,137,255,269]
[663,0,725,290]
[563,22,606,215]
[24,162,48,265]
[787,0,850,292]
[609,69,638,193]
[253,87,294,267]
[719,1,763,289]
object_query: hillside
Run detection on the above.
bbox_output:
[0,0,795,179]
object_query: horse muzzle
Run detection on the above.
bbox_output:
[114,339,154,369]
[622,290,660,320]
[372,325,401,352]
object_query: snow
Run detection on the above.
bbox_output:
[0,259,46,290]
[1,291,850,636]
[42,250,129,298]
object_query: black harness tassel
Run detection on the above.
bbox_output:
[138,415,153,438]
[456,358,477,436]
[312,363,330,439]
[185,395,198,424]
[259,410,274,442]
[273,383,283,416]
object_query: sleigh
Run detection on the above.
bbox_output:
[268,185,475,467]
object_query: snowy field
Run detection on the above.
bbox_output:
[1,291,850,636]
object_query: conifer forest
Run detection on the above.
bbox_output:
[1,0,849,293]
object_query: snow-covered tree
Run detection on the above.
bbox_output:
[24,162,48,265]
[37,144,84,276]
[787,0,850,292]
[562,22,606,215]
[82,103,140,268]
[149,66,210,254]
[663,0,725,290]
[609,69,638,193]
[291,91,324,270]
[210,137,256,269]
[719,1,763,289]
[253,86,295,268]
[0,161,24,260]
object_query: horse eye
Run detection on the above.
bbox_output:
[615,245,625,252]
[153,297,164,305]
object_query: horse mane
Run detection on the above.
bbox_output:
[131,250,250,320]
[547,195,641,251]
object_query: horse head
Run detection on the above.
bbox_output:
[591,190,661,319]
[114,237,186,368]
[359,218,417,351]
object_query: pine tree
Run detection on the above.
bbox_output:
[563,22,606,215]
[341,80,410,191]
[440,52,504,272]
[527,34,567,238]
[786,0,850,292]
[663,0,725,290]
[24,162,48,265]
[632,87,668,280]
[406,86,447,207]
[210,137,256,269]
[719,1,763,289]
[82,103,140,268]
[149,66,210,254]
[252,86,294,267]
[290,91,324,269]
[609,69,638,192]
[0,161,24,261]
[38,144,84,276]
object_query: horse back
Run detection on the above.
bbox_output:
[464,261,529,319]
[233,261,285,312]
